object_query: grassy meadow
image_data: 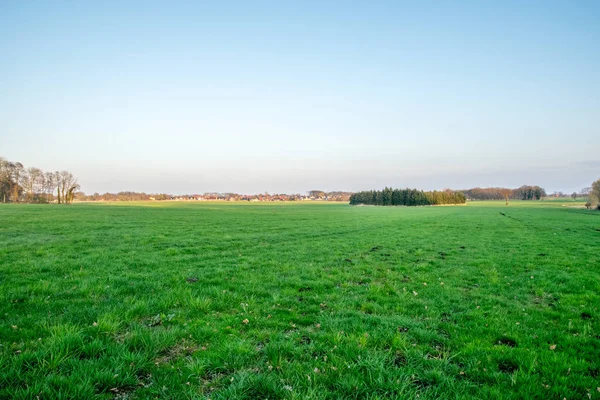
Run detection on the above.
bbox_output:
[1,200,599,399]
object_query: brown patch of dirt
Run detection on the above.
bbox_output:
[155,339,199,365]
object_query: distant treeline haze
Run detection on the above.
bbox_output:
[75,191,353,202]
[5,155,593,207]
[463,186,546,200]
[0,157,79,204]
[350,188,466,206]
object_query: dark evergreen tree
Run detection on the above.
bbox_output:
[350,188,466,206]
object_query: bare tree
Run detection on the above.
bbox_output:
[580,187,591,201]
[54,171,62,204]
[23,167,44,202]
[58,171,79,204]
[20,168,31,202]
[10,162,24,202]
[500,188,512,205]
[43,171,55,203]
[0,157,9,203]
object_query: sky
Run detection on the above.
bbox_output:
[1,1,599,194]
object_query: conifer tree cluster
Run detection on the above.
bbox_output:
[349,188,466,206]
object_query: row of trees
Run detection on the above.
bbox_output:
[462,185,546,201]
[74,191,352,202]
[349,188,466,206]
[76,192,172,201]
[0,157,79,204]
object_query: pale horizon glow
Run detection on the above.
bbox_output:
[1,1,599,195]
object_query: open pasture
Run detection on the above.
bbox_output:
[0,201,599,399]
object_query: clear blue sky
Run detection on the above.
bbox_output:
[1,1,598,194]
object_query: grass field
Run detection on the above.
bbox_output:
[1,201,599,399]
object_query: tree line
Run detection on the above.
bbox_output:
[73,191,353,202]
[462,185,546,201]
[0,157,79,204]
[77,192,172,201]
[349,188,466,206]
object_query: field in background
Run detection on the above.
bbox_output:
[1,201,599,399]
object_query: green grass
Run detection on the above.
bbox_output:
[1,201,599,399]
